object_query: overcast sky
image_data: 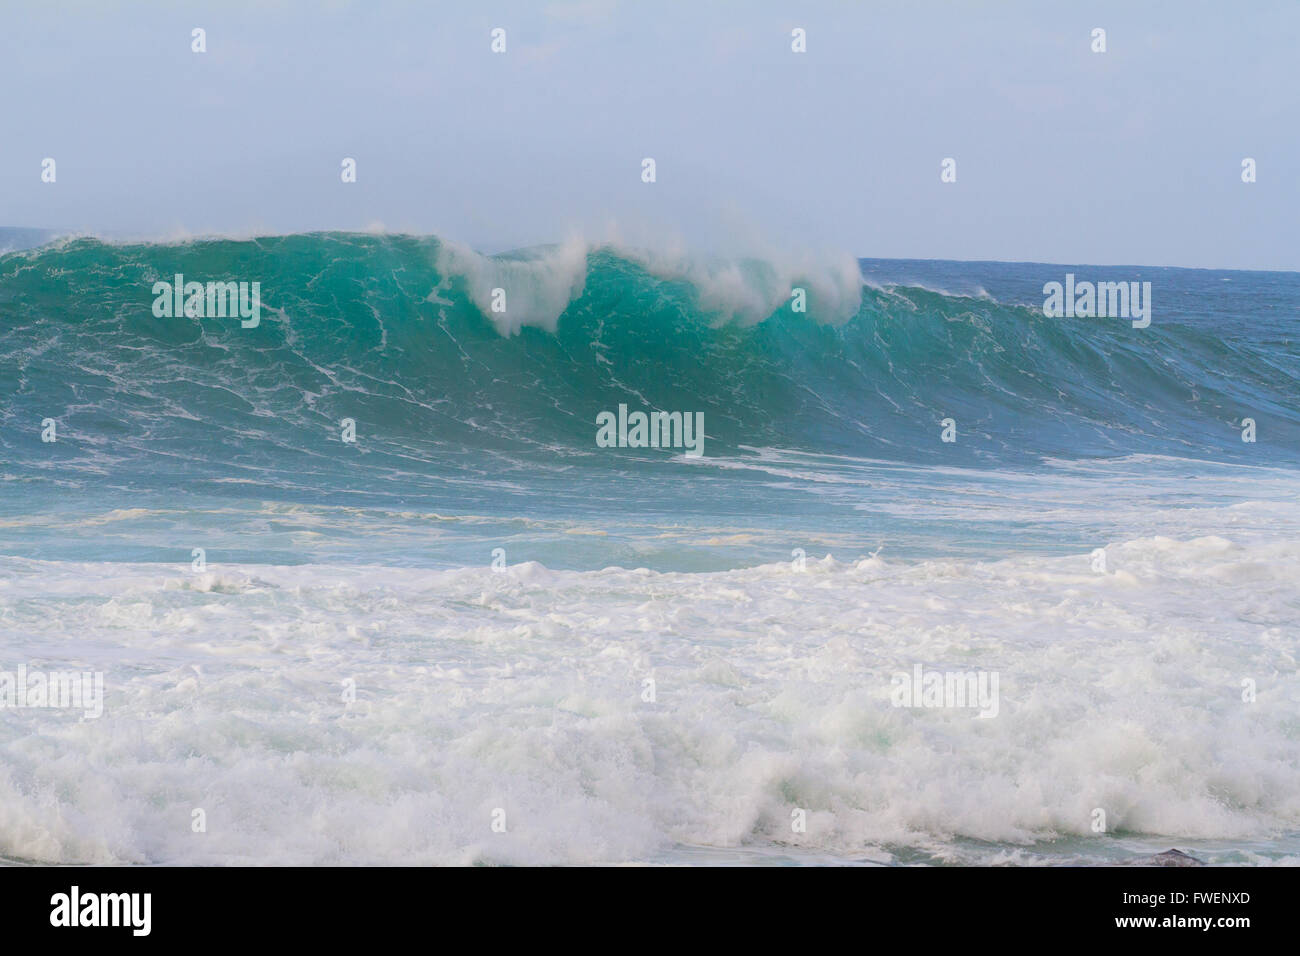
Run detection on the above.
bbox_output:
[2,0,1296,269]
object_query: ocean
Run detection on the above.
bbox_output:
[0,230,1296,865]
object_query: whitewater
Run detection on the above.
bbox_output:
[0,231,1297,865]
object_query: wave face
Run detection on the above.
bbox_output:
[2,232,1297,492]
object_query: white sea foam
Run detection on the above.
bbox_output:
[0,530,1296,865]
[610,242,864,326]
[434,236,590,336]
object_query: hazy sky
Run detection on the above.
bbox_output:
[3,0,1297,269]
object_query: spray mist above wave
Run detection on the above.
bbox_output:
[433,234,864,334]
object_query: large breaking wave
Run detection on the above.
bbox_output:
[3,231,1296,497]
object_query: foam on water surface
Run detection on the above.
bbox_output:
[0,526,1296,865]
